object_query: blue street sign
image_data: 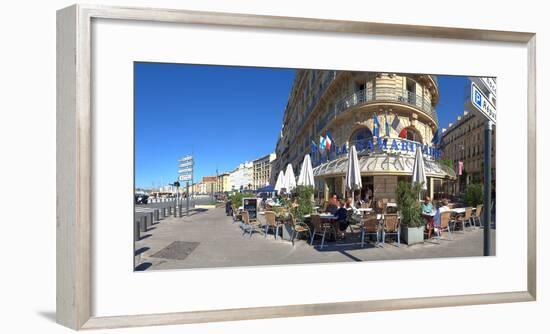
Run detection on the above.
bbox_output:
[471,82,496,123]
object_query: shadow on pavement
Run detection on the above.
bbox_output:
[135,246,150,256]
[135,262,152,271]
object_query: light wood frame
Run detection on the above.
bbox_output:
[56,4,537,330]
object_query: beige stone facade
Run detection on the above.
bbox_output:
[202,176,217,194]
[272,70,455,201]
[216,173,231,193]
[441,111,496,194]
[253,153,276,189]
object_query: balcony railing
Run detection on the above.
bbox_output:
[316,87,438,133]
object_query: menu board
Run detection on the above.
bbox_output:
[242,198,258,220]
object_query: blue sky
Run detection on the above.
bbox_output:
[135,63,468,188]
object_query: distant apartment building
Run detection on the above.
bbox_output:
[440,110,496,194]
[229,161,253,191]
[216,172,231,193]
[202,176,217,194]
[252,153,276,189]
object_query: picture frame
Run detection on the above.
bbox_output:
[56,4,537,330]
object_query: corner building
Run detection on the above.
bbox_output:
[272,70,456,201]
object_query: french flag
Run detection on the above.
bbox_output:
[325,131,333,152]
[391,113,406,138]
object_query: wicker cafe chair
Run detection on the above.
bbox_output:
[263,211,282,239]
[381,213,400,246]
[454,207,473,232]
[309,214,331,248]
[241,210,263,238]
[385,205,399,215]
[434,211,453,243]
[288,213,310,246]
[360,214,380,247]
[346,209,360,234]
[473,204,483,227]
[376,199,386,213]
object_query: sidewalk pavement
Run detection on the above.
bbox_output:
[134,207,496,271]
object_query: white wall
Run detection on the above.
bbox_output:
[0,0,547,333]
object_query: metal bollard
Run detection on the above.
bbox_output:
[135,220,141,241]
[140,216,147,232]
[178,204,183,217]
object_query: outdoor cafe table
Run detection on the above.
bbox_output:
[303,213,338,220]
[357,208,373,213]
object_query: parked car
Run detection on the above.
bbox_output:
[134,193,149,204]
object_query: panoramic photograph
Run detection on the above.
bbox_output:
[133,63,496,271]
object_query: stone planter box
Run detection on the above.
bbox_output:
[400,225,425,245]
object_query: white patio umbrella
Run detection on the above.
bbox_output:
[274,170,285,195]
[284,163,297,193]
[412,146,428,197]
[346,145,362,205]
[297,154,315,188]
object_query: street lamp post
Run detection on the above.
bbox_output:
[483,121,493,256]
[186,181,190,216]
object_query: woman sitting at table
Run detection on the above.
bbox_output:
[336,200,349,239]
[421,196,433,214]
[421,196,435,239]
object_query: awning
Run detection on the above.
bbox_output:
[256,185,275,193]
[313,153,456,179]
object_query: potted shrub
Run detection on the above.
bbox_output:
[290,185,315,220]
[395,181,425,245]
[464,183,483,207]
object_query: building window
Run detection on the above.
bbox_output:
[350,127,373,149]
[404,127,423,143]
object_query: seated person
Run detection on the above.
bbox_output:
[434,199,451,229]
[421,196,435,238]
[421,196,434,215]
[329,194,339,206]
[326,194,339,214]
[336,200,349,238]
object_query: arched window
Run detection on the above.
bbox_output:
[403,127,423,143]
[350,127,373,151]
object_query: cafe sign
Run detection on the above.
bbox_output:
[352,138,441,159]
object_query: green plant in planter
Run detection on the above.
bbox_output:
[228,192,246,209]
[290,185,315,220]
[395,181,424,228]
[464,183,483,207]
